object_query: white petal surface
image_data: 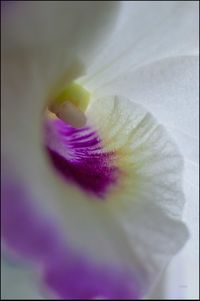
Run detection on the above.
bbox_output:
[92,56,199,299]
[93,56,199,164]
[80,1,198,88]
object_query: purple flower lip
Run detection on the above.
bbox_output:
[45,118,121,199]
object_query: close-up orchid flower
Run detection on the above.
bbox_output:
[1,1,199,300]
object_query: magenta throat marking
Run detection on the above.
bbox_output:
[44,118,120,199]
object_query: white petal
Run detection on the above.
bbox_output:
[91,56,199,298]
[93,56,199,164]
[2,1,119,67]
[80,1,198,87]
[92,56,199,299]
[147,162,199,299]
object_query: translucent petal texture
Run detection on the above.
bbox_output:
[80,1,198,88]
[2,96,188,299]
[86,96,187,215]
[92,57,199,298]
[93,56,199,164]
[46,96,187,217]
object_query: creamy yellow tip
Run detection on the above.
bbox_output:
[53,82,90,112]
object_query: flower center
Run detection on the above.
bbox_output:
[44,83,120,199]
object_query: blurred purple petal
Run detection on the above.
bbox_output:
[2,172,142,299]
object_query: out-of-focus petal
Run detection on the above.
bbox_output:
[80,1,198,88]
[2,1,119,66]
[1,259,44,300]
[2,1,120,115]
[1,2,120,298]
[2,168,141,299]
